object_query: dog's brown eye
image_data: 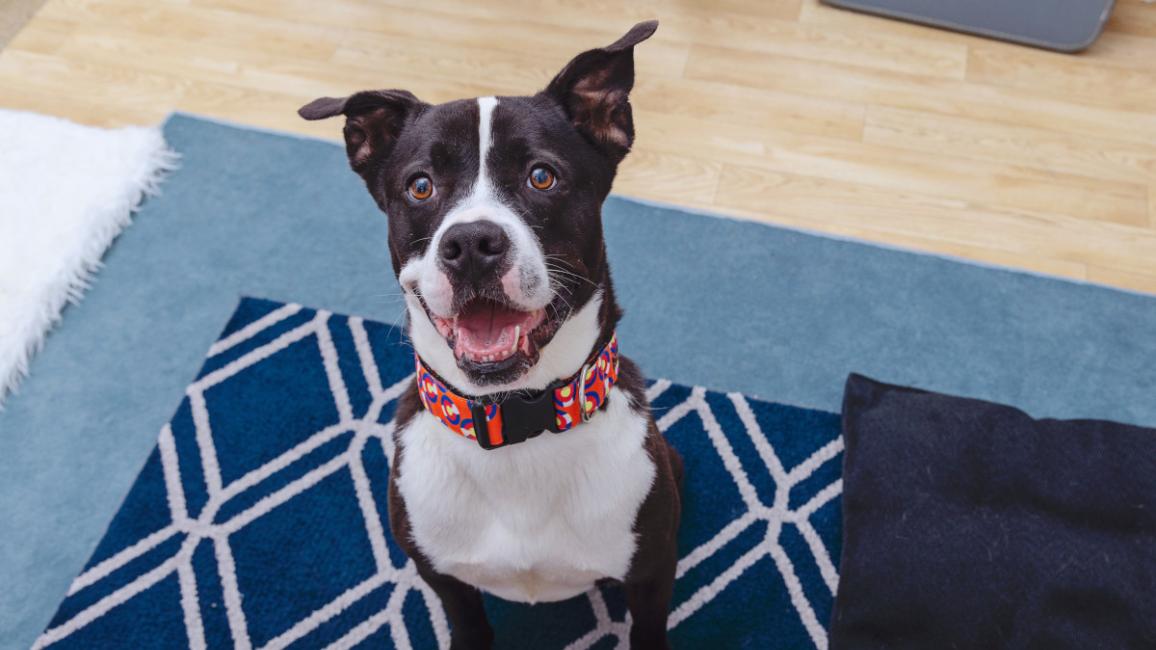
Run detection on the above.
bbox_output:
[527,167,556,191]
[408,175,434,201]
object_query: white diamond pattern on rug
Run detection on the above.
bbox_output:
[39,298,844,650]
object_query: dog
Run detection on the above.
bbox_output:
[299,21,682,649]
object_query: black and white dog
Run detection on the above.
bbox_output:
[300,21,682,650]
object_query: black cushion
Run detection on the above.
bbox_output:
[831,374,1156,650]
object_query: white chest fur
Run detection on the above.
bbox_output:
[395,387,656,604]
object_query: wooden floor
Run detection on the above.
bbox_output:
[3,0,1156,293]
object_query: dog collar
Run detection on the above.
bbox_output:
[414,333,620,450]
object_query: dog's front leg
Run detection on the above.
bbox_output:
[624,550,678,650]
[414,562,494,650]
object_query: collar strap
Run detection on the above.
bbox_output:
[415,333,620,450]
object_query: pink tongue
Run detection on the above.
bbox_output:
[455,304,527,360]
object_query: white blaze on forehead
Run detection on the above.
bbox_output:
[475,96,498,192]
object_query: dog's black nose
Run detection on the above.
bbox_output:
[438,221,510,275]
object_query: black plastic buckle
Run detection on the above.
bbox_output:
[469,386,561,450]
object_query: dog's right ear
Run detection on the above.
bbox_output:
[299,89,423,175]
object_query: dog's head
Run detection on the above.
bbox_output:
[300,21,656,394]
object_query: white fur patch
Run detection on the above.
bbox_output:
[396,386,656,604]
[475,96,498,190]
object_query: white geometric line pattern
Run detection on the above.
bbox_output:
[39,298,844,649]
[565,386,844,650]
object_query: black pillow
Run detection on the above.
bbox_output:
[831,374,1156,650]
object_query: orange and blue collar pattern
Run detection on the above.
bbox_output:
[415,334,620,450]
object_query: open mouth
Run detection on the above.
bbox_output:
[424,295,556,372]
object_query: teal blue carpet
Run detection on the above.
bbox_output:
[2,114,1155,649]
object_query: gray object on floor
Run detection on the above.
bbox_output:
[821,0,1116,52]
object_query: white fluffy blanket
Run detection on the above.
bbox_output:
[0,109,177,404]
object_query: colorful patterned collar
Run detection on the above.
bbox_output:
[415,333,620,450]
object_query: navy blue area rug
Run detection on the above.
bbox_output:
[37,297,844,650]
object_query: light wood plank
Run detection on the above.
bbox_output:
[714,162,1156,275]
[1149,185,1155,228]
[632,77,866,141]
[0,49,180,123]
[3,13,68,54]
[1081,29,1156,68]
[0,0,47,51]
[966,43,1156,111]
[1106,0,1156,38]
[863,105,1156,185]
[636,109,1149,227]
[615,150,723,207]
[684,41,1156,145]
[1087,265,1156,296]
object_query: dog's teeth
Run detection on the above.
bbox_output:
[510,325,521,356]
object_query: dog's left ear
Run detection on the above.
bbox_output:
[298,89,423,177]
[545,20,657,162]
